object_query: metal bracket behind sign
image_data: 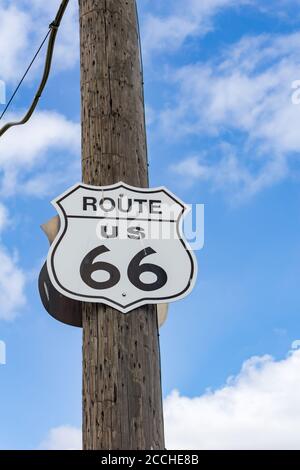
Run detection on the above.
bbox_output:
[39,262,83,327]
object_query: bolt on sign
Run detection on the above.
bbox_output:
[46,182,197,314]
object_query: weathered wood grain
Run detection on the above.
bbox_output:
[79,0,165,450]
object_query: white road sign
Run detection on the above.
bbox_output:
[47,182,197,314]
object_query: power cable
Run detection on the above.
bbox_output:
[0,30,51,122]
[0,0,70,138]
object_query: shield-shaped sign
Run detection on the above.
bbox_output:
[47,182,197,314]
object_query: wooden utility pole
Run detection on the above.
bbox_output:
[79,0,165,450]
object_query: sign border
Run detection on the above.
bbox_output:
[47,182,198,313]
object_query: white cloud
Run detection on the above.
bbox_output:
[0,109,79,322]
[39,350,300,450]
[0,110,79,166]
[0,244,26,321]
[39,425,82,450]
[0,202,26,321]
[0,5,32,82]
[0,0,78,83]
[0,110,80,196]
[171,148,288,201]
[0,2,80,196]
[142,0,248,58]
[0,203,9,232]
[0,110,79,322]
[164,349,300,450]
[22,0,79,71]
[165,32,300,198]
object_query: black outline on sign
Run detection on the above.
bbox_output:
[49,183,196,312]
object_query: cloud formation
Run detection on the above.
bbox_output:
[38,349,300,450]
[0,109,79,322]
[39,425,82,450]
[0,204,26,321]
[0,245,26,321]
[167,32,300,199]
[164,349,300,449]
[142,0,246,58]
[0,1,78,83]
[0,110,80,196]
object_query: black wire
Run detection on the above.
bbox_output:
[0,29,51,122]
[0,0,70,138]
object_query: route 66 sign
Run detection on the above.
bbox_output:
[47,182,197,314]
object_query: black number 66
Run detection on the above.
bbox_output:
[80,245,168,292]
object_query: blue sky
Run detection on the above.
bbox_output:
[1,0,300,450]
